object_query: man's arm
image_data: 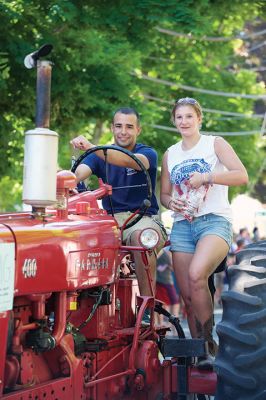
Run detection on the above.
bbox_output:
[75,163,92,184]
[70,135,150,170]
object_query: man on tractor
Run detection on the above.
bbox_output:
[70,107,167,324]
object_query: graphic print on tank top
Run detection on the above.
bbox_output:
[170,158,211,221]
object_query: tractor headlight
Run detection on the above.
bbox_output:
[139,228,159,249]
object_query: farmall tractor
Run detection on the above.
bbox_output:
[0,46,265,400]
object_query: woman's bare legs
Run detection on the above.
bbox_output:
[172,235,229,367]
[172,252,196,336]
[189,235,229,330]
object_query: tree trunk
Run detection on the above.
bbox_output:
[92,119,104,145]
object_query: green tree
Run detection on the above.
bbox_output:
[0,0,265,210]
[135,0,265,199]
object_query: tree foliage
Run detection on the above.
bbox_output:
[0,0,265,210]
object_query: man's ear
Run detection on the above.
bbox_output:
[136,126,142,136]
[111,123,114,133]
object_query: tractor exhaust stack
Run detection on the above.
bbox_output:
[22,44,58,210]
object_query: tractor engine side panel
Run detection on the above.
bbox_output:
[5,216,120,295]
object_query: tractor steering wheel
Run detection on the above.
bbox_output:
[71,145,152,230]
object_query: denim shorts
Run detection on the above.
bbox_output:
[170,213,233,253]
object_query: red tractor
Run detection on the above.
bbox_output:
[0,46,265,400]
[0,166,219,400]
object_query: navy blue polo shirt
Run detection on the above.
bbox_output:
[81,143,159,215]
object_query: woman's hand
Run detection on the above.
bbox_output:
[168,197,186,212]
[189,171,206,189]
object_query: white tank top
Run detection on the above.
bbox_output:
[167,135,232,222]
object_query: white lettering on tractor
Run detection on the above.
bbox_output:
[75,256,109,271]
[22,259,37,278]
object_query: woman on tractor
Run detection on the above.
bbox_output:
[160,97,248,370]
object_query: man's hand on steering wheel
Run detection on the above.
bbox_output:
[70,145,152,230]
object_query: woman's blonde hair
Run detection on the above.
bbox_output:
[171,97,203,124]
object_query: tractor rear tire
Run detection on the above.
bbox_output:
[215,241,266,400]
